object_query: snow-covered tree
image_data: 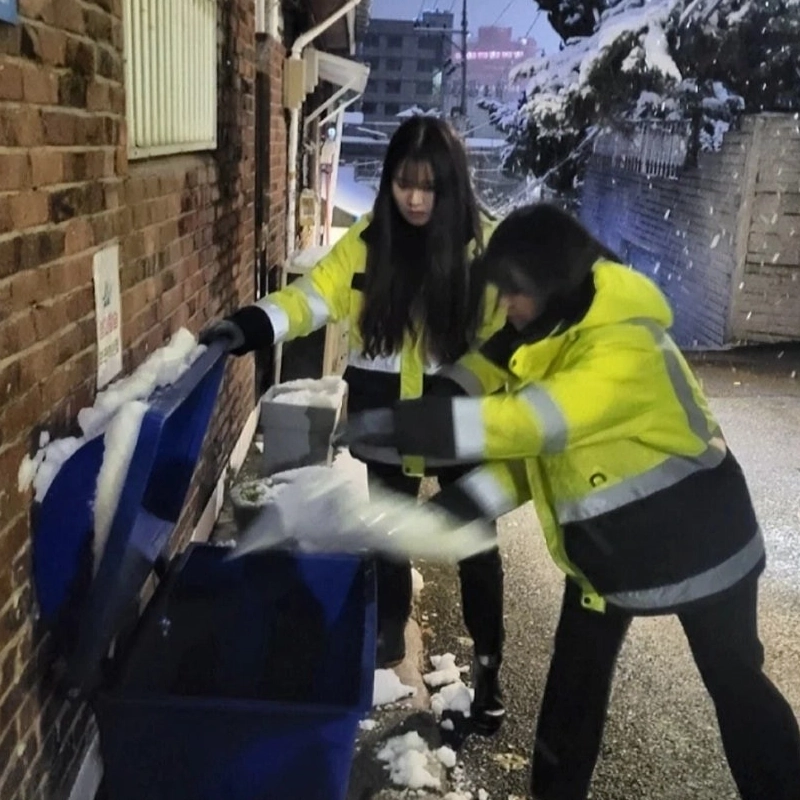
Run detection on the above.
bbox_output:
[484,0,800,192]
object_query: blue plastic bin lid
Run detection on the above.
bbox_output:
[32,342,228,695]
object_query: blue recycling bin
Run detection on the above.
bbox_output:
[32,342,376,800]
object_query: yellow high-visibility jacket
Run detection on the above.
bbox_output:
[233,214,507,476]
[394,262,764,612]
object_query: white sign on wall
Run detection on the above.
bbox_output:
[92,244,123,389]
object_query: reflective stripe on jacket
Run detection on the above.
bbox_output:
[395,262,764,611]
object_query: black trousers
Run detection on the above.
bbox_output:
[532,578,800,800]
[366,462,505,657]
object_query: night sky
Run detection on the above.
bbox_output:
[368,0,562,52]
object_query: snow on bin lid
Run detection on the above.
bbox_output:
[31,339,228,696]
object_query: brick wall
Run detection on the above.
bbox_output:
[266,37,286,274]
[0,1,272,797]
[581,114,800,349]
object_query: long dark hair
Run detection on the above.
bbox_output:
[484,203,622,301]
[359,116,485,362]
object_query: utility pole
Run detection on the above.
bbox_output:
[459,0,468,122]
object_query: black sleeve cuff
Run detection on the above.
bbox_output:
[227,306,275,355]
[394,397,457,459]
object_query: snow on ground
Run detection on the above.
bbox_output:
[376,731,441,790]
[423,653,467,688]
[430,680,474,719]
[372,668,417,707]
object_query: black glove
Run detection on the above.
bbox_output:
[198,319,246,352]
[335,408,397,449]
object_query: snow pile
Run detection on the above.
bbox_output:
[77,328,201,439]
[372,668,417,707]
[376,732,441,790]
[263,376,347,410]
[424,653,467,688]
[444,792,489,800]
[18,328,204,503]
[17,328,206,572]
[93,400,148,571]
[431,681,473,719]
[359,718,377,731]
[436,745,458,769]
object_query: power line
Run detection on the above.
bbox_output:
[491,0,518,28]
[522,9,541,41]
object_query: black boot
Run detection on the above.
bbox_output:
[471,654,505,735]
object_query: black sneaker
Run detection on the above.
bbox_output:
[471,654,505,735]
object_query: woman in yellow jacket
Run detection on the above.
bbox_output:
[349,203,800,799]
[201,116,509,731]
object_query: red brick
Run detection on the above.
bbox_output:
[24,24,68,67]
[63,218,94,255]
[20,64,59,105]
[0,441,29,524]
[9,192,49,231]
[58,72,88,107]
[0,196,10,234]
[0,153,32,191]
[0,385,41,448]
[0,24,22,57]
[19,0,57,24]
[49,182,105,222]
[39,350,95,411]
[84,7,114,44]
[54,0,86,36]
[41,111,77,146]
[16,228,66,272]
[29,150,63,187]
[64,37,95,76]
[47,255,92,296]
[86,78,110,111]
[0,62,23,101]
